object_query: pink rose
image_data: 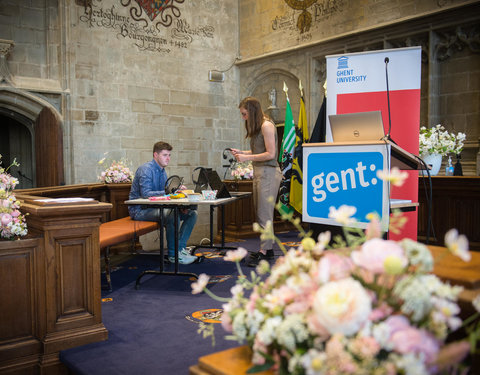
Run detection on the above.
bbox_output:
[351,238,407,274]
[220,304,232,332]
[1,213,12,226]
[316,251,353,282]
[369,302,393,321]
[385,316,440,363]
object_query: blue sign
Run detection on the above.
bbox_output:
[303,144,389,229]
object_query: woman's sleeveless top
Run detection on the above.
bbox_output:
[250,122,278,168]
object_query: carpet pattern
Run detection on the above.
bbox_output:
[60,232,301,374]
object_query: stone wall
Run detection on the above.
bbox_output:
[238,0,475,60]
[0,0,241,242]
[237,0,480,175]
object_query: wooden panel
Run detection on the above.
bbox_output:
[0,252,34,340]
[0,238,42,364]
[218,180,293,240]
[34,107,64,187]
[418,176,480,251]
[57,240,88,317]
[37,222,103,335]
[106,183,131,220]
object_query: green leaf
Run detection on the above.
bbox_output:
[246,361,274,373]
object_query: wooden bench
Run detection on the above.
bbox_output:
[99,216,158,291]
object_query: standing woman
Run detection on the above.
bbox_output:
[231,97,282,267]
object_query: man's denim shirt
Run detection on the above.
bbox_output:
[128,159,167,217]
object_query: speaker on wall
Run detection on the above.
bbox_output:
[208,70,225,82]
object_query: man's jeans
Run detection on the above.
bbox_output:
[131,207,198,257]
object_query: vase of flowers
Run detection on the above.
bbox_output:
[231,161,253,180]
[0,155,28,240]
[192,170,479,374]
[419,125,466,176]
[98,154,134,184]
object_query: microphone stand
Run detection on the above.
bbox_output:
[383,57,396,145]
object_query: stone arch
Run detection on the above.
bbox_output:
[0,86,64,187]
[242,68,303,124]
[240,68,303,158]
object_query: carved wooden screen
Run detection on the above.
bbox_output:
[34,107,64,187]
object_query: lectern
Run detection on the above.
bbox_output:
[302,141,422,231]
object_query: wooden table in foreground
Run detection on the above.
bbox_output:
[190,245,480,375]
[189,345,272,375]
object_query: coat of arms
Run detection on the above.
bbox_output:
[284,0,317,33]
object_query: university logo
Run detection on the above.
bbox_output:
[337,56,349,69]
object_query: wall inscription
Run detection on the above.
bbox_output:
[280,0,344,34]
[78,0,215,54]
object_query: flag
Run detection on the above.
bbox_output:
[289,95,308,214]
[309,96,327,143]
[278,94,295,215]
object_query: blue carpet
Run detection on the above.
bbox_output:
[60,232,301,374]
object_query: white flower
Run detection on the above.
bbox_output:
[376,167,408,187]
[312,278,372,336]
[313,231,330,255]
[394,275,433,322]
[328,205,356,226]
[431,296,462,331]
[256,316,282,345]
[473,294,480,313]
[230,284,244,298]
[400,238,433,272]
[392,352,429,375]
[419,124,465,156]
[191,273,210,294]
[445,228,470,262]
[301,349,327,375]
[224,247,248,262]
[245,309,264,336]
[276,314,309,352]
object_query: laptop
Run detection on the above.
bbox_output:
[329,110,386,142]
[192,167,231,198]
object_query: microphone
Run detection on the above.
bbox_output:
[384,56,396,144]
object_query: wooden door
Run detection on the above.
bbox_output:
[34,107,64,187]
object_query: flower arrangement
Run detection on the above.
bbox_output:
[192,171,479,375]
[231,161,253,180]
[98,154,134,184]
[0,155,28,240]
[419,125,466,157]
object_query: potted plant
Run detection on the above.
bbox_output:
[192,170,479,374]
[0,155,28,240]
[419,125,465,176]
[231,161,254,180]
[97,153,134,184]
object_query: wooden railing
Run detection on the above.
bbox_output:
[17,182,131,223]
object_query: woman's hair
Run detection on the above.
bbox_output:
[239,96,268,138]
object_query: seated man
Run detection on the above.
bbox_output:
[128,141,198,265]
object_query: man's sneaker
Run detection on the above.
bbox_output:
[168,248,198,265]
[246,251,271,267]
[184,246,196,255]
